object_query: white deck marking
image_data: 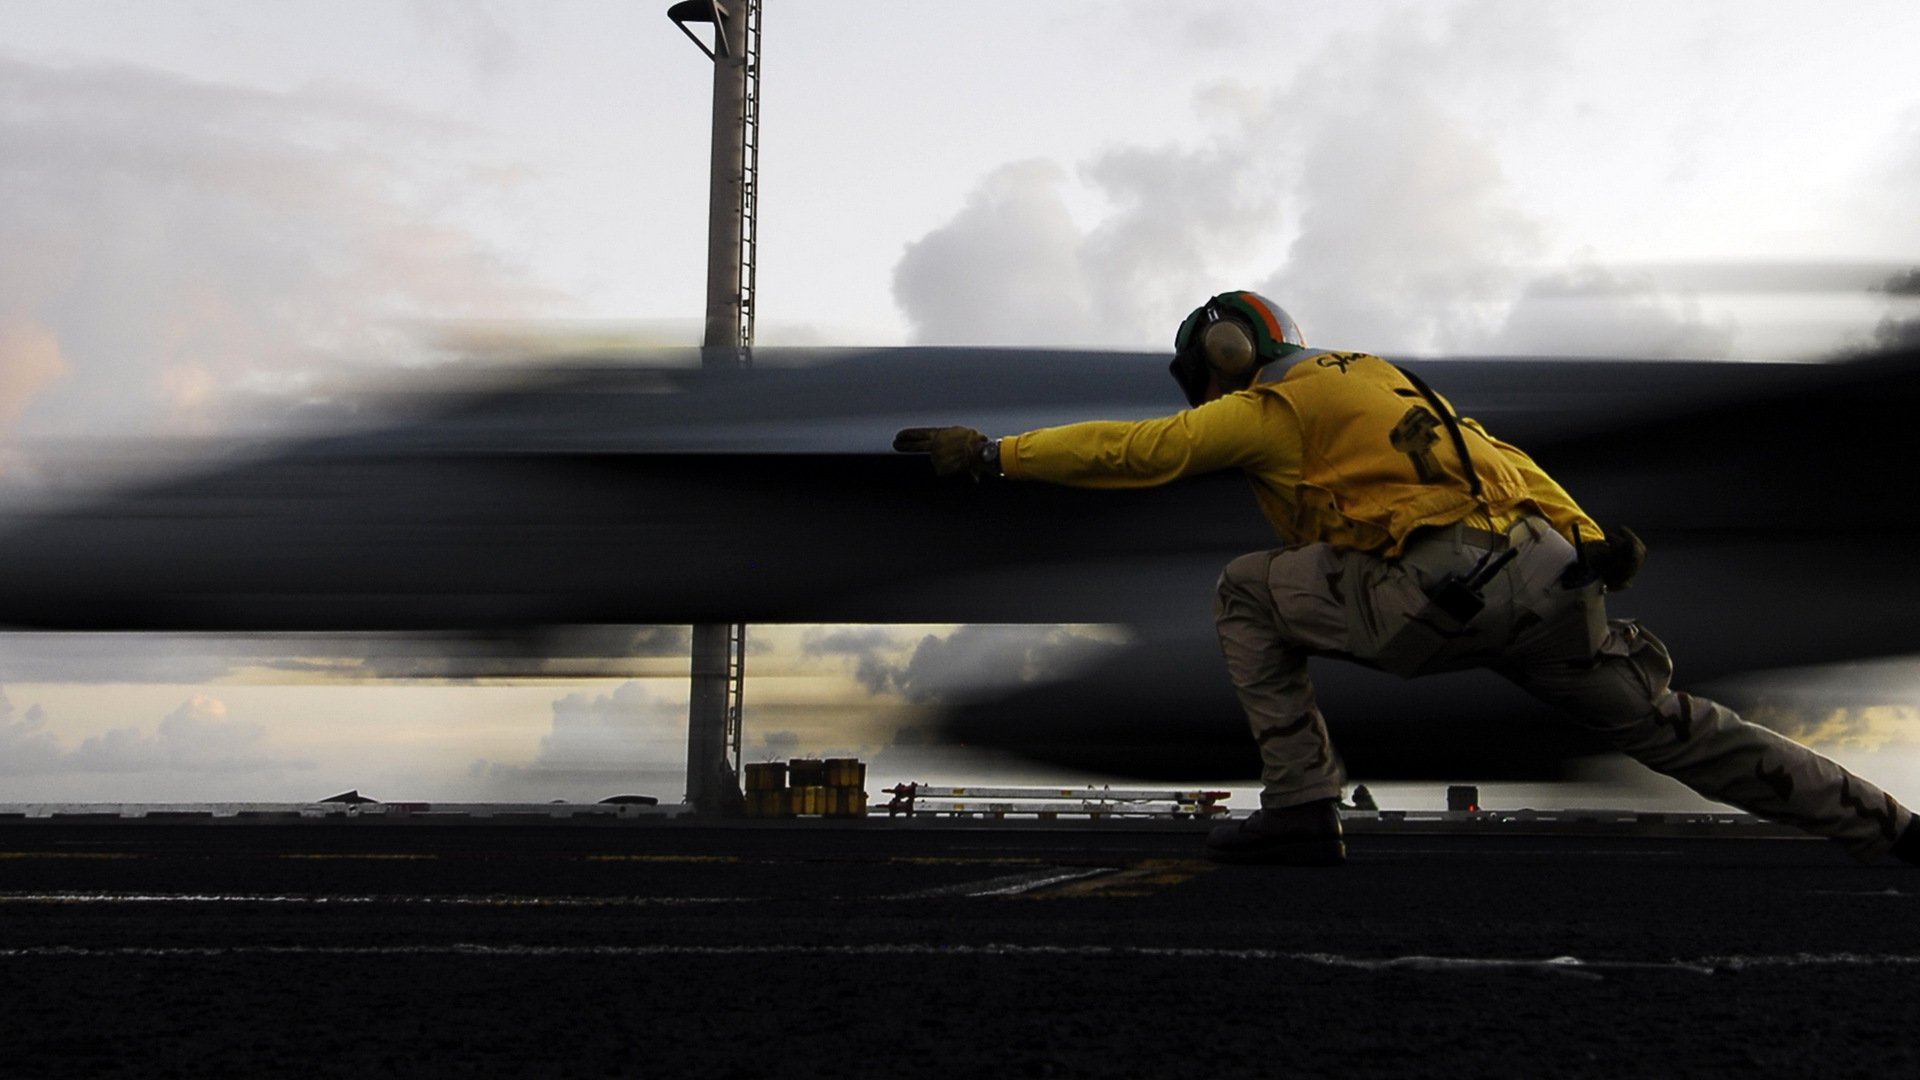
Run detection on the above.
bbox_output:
[878,867,1114,899]
[0,893,752,907]
[0,868,1121,907]
[1699,952,1920,969]
[3,943,1916,977]
[1366,847,1686,857]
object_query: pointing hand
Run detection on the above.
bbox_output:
[893,426,995,481]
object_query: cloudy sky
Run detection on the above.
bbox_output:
[2,1,1919,808]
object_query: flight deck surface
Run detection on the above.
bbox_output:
[1,819,1913,1077]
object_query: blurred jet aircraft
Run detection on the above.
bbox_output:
[1,343,1915,780]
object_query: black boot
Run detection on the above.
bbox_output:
[1205,797,1346,866]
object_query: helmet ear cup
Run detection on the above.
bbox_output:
[1202,319,1256,377]
[1170,292,1304,406]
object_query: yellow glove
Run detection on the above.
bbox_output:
[893,426,997,481]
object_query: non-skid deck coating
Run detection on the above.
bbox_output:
[0,821,1913,1078]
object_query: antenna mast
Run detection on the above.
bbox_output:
[669,0,762,814]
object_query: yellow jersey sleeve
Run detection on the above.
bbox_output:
[1001,390,1301,489]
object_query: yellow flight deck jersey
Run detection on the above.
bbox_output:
[999,350,1601,557]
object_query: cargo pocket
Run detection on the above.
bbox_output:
[1372,601,1482,677]
[1555,619,1679,730]
[1359,558,1471,678]
[1594,620,1675,701]
[1510,579,1606,665]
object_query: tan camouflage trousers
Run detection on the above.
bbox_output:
[1214,517,1912,860]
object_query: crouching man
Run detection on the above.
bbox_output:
[896,291,1919,867]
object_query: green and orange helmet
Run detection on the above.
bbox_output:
[1169,290,1306,406]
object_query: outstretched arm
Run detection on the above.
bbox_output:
[891,426,997,480]
[1000,392,1296,488]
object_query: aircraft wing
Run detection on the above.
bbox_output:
[0,344,1911,780]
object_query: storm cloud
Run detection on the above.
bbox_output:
[891,103,1280,350]
[468,680,687,800]
[0,688,62,775]
[1756,705,1920,754]
[1245,0,1570,353]
[890,5,1801,359]
[0,688,312,776]
[531,681,682,769]
[802,625,908,696]
[1874,268,1920,350]
[891,8,1549,353]
[806,624,1128,706]
[0,53,553,446]
[0,627,693,685]
[1488,267,1735,359]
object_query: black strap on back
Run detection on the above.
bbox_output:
[1393,364,1483,499]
